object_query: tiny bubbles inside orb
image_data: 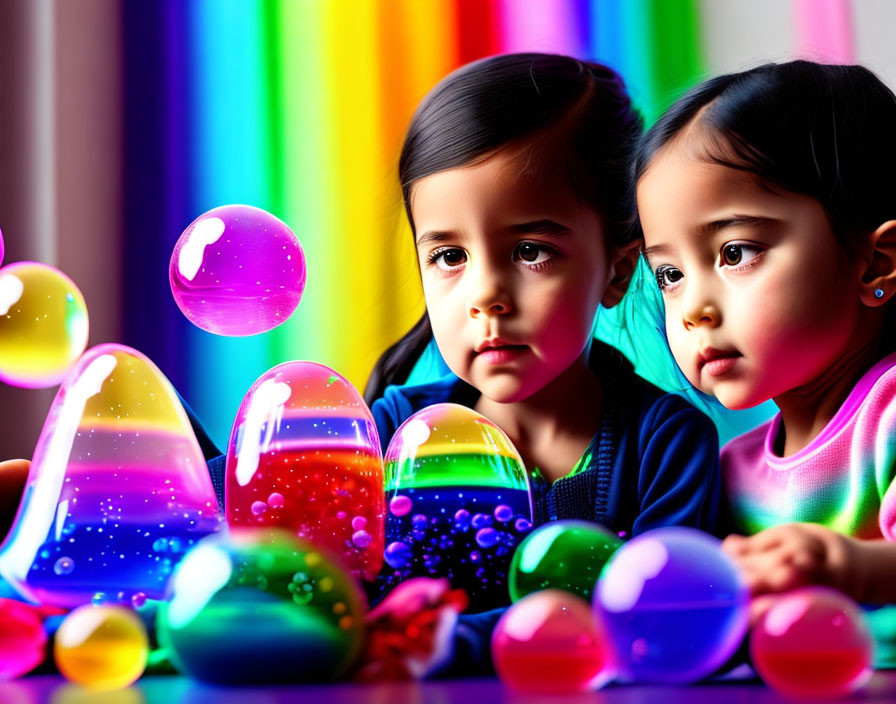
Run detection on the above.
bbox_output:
[169,204,306,336]
[380,403,534,611]
[157,529,366,685]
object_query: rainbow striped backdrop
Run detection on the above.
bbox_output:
[0,0,864,452]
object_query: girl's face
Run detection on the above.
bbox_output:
[637,138,868,409]
[410,147,619,403]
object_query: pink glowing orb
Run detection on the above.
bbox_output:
[169,204,306,336]
[0,343,222,607]
[0,598,47,679]
[492,589,614,693]
[225,361,384,581]
[751,587,873,698]
[0,226,5,266]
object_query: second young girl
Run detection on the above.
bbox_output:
[635,60,896,664]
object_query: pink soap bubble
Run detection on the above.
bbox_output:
[169,204,306,336]
[0,343,222,607]
[225,361,385,581]
[751,587,873,698]
[0,597,47,679]
[492,589,614,693]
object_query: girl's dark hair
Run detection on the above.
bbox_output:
[365,53,643,404]
[633,60,896,353]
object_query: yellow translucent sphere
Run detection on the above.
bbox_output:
[0,262,88,388]
[54,605,148,690]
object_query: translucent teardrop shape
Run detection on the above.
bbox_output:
[225,361,384,581]
[380,403,533,610]
[0,344,222,607]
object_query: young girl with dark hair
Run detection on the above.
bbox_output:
[366,52,723,538]
[361,52,729,675]
[635,59,896,664]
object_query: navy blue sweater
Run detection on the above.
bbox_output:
[372,342,723,539]
[369,343,725,677]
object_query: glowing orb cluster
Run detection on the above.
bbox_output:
[0,343,222,607]
[751,587,873,698]
[380,403,533,611]
[0,598,47,679]
[157,529,365,684]
[54,604,148,690]
[509,520,621,602]
[594,527,748,683]
[225,361,384,581]
[492,589,614,693]
[169,204,306,336]
[0,261,88,388]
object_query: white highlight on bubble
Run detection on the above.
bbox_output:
[177,217,226,281]
[235,378,291,487]
[765,594,811,637]
[0,354,116,585]
[0,274,24,315]
[502,595,555,642]
[166,541,234,628]
[598,538,669,613]
[56,605,114,648]
[402,419,431,448]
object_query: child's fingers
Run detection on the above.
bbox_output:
[0,459,29,538]
[721,534,748,555]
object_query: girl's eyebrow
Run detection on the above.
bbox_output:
[415,230,454,247]
[697,214,778,235]
[415,220,571,247]
[643,215,777,266]
[504,219,572,237]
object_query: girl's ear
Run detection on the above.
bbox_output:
[859,220,896,306]
[601,240,642,308]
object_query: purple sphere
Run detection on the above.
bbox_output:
[594,527,749,684]
[169,205,306,336]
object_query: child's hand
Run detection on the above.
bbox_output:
[722,523,861,602]
[0,459,29,538]
[354,577,468,682]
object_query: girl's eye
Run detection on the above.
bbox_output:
[719,242,763,268]
[655,265,683,291]
[429,248,467,271]
[514,242,552,266]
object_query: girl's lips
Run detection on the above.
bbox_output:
[702,355,740,377]
[477,345,529,364]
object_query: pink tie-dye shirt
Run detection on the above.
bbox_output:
[723,352,896,540]
[722,352,896,666]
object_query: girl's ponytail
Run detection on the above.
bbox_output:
[363,313,432,405]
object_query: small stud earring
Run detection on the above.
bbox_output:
[874,288,885,299]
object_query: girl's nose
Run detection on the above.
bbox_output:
[682,303,721,330]
[467,269,513,319]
